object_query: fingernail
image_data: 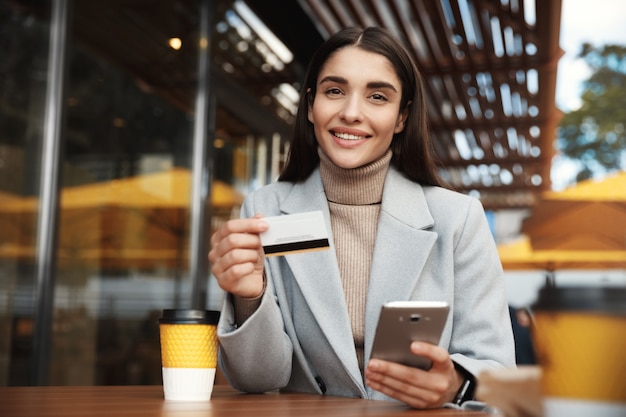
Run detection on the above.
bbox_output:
[410,341,423,351]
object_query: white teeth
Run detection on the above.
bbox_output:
[334,132,365,140]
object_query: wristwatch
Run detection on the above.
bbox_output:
[452,363,476,405]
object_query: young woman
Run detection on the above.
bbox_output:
[209,26,515,409]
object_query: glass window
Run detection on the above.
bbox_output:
[0,0,52,386]
[54,0,206,386]
[0,0,296,386]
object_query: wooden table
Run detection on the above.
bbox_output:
[0,385,491,416]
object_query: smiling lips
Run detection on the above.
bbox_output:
[331,130,371,141]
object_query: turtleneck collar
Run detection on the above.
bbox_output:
[318,148,392,205]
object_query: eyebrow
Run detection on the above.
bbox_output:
[318,75,398,92]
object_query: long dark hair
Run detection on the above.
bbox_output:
[279,26,443,187]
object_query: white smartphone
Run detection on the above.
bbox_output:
[370,301,450,370]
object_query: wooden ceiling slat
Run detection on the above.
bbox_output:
[476,130,497,161]
[367,0,401,34]
[433,132,458,163]
[444,74,470,123]
[363,0,389,30]
[425,75,450,120]
[447,0,480,68]
[326,0,357,28]
[424,87,445,125]
[449,72,478,125]
[387,1,424,61]
[346,0,376,28]
[464,73,495,123]
[471,1,498,72]
[303,0,340,36]
[413,1,451,68]
[370,0,415,52]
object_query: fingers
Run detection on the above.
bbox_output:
[365,359,440,408]
[365,343,456,409]
[209,218,264,269]
[208,215,268,298]
[410,342,449,370]
[210,215,267,248]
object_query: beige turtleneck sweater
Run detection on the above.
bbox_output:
[319,148,392,370]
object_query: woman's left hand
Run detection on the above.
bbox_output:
[364,341,463,409]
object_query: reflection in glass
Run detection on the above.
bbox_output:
[0,0,53,386]
[53,1,203,385]
[0,0,294,386]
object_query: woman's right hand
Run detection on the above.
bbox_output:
[209,214,268,298]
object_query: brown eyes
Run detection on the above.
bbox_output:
[323,88,389,102]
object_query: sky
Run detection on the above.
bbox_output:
[551,0,626,189]
[556,0,626,111]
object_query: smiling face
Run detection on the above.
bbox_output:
[307,46,408,169]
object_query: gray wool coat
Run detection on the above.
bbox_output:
[217,165,516,401]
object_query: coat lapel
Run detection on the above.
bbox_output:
[279,170,362,379]
[364,168,438,361]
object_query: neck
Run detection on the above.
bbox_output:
[318,149,392,205]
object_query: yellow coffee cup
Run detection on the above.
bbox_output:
[532,285,626,417]
[159,309,220,401]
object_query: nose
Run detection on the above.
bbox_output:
[339,95,363,123]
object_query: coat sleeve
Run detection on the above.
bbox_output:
[217,277,293,392]
[448,198,516,376]
[216,193,294,393]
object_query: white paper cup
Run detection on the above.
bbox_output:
[159,309,220,401]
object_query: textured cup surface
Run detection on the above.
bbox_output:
[532,286,626,416]
[160,324,217,368]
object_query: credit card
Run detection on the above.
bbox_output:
[260,211,330,256]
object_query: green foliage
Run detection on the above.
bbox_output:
[556,43,626,181]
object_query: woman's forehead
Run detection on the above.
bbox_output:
[317,46,400,87]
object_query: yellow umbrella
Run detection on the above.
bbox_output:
[0,169,243,269]
[498,236,626,271]
[0,191,35,258]
[59,167,243,209]
[2,168,243,211]
[0,243,35,261]
[60,169,243,269]
[522,171,626,252]
[541,171,626,201]
[0,190,25,206]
